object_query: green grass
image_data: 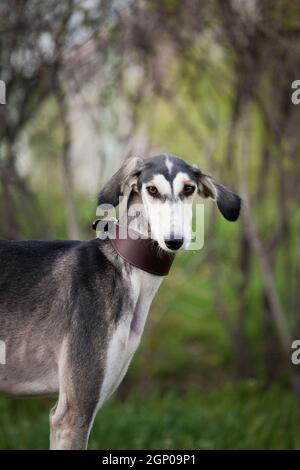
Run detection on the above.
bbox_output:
[0,383,299,450]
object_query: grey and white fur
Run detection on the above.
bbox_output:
[0,154,241,449]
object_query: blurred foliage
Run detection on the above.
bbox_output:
[1,0,300,449]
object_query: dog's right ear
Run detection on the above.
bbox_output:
[97,157,144,207]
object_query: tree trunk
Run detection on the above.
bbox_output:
[54,81,80,240]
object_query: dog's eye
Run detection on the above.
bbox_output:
[183,184,195,196]
[146,186,159,196]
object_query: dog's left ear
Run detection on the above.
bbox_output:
[98,157,144,207]
[192,166,241,221]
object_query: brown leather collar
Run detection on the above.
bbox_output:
[93,219,175,276]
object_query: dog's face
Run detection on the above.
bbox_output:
[98,154,241,252]
[137,156,199,252]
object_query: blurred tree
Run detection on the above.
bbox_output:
[0,0,110,238]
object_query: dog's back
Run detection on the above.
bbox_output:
[0,239,81,323]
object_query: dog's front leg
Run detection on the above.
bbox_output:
[49,339,104,449]
[49,394,98,450]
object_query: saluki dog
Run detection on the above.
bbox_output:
[0,154,241,449]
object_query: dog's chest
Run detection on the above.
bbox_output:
[98,269,162,406]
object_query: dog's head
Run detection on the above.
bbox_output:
[97,154,241,252]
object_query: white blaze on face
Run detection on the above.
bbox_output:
[141,172,197,251]
[171,172,195,246]
[165,156,174,175]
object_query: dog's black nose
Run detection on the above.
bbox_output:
[164,238,184,251]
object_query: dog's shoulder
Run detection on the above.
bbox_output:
[0,238,127,297]
[70,238,124,282]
